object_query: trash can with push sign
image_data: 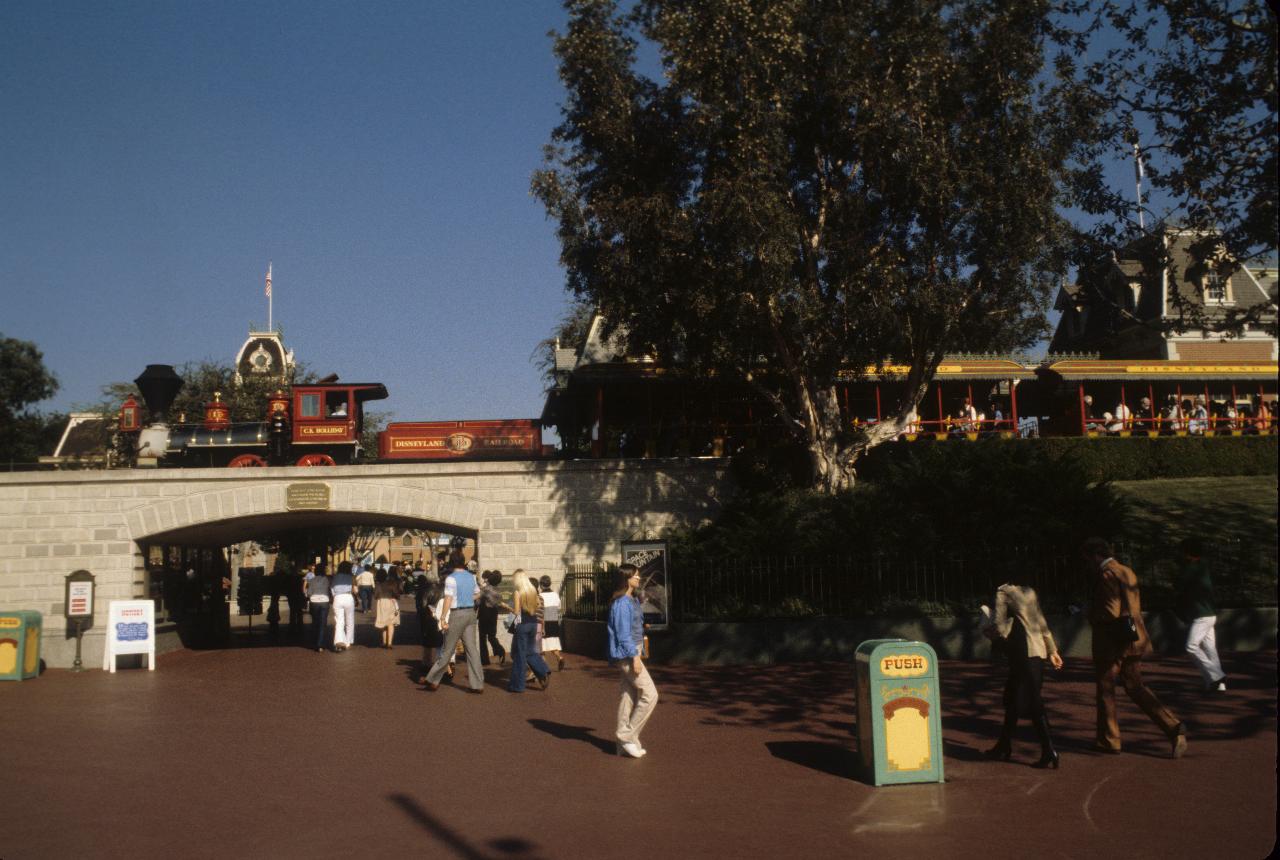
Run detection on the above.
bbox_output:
[855,639,945,786]
[0,610,42,681]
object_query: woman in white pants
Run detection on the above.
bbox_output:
[607,564,657,758]
[330,561,358,651]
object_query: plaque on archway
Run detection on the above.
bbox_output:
[286,483,331,511]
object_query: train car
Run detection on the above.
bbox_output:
[837,358,1042,439]
[377,419,546,461]
[1036,358,1278,437]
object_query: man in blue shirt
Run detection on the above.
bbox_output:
[423,551,484,693]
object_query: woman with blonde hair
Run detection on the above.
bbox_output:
[983,573,1063,769]
[506,570,551,693]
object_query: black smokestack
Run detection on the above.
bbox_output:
[133,365,184,423]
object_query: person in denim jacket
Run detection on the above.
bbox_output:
[608,564,658,758]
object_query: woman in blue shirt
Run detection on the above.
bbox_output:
[607,564,658,758]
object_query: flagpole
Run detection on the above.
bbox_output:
[266,262,273,332]
[1132,142,1145,231]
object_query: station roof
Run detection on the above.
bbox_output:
[1040,359,1278,381]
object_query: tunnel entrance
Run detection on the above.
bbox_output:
[138,511,479,652]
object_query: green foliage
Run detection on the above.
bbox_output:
[533,299,595,385]
[0,335,58,418]
[1076,1,1275,262]
[99,359,318,425]
[1062,1,1277,335]
[857,436,1277,484]
[536,0,1081,489]
[671,440,1133,565]
[0,335,61,465]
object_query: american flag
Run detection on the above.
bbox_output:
[265,263,272,298]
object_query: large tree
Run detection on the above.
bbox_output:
[0,335,62,465]
[535,0,1080,491]
[1065,0,1277,330]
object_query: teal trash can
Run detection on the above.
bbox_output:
[855,638,945,786]
[0,610,42,681]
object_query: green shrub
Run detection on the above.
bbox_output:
[859,435,1277,483]
[671,440,1132,564]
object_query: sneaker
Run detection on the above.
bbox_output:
[616,741,646,758]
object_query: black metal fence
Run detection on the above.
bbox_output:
[562,540,1277,623]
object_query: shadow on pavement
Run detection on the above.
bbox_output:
[389,793,547,860]
[527,718,617,755]
[765,740,861,781]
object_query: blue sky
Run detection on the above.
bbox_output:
[1,1,573,422]
[2,2,1224,427]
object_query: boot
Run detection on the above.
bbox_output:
[1031,714,1059,769]
[984,707,1018,761]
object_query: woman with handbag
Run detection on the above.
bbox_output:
[506,571,551,693]
[983,577,1063,769]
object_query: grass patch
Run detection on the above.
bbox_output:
[1114,475,1277,545]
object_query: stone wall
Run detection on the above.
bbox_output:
[0,458,728,667]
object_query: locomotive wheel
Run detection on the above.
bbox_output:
[228,454,268,468]
[296,453,336,467]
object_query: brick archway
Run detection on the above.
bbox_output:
[125,481,489,545]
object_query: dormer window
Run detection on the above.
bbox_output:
[1204,270,1228,303]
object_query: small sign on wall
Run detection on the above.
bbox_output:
[65,569,96,625]
[621,540,670,631]
[287,482,331,511]
[102,600,156,672]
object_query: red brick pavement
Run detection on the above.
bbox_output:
[0,630,1274,859]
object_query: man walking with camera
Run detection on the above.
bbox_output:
[1081,537,1187,758]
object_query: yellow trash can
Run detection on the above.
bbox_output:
[0,611,43,680]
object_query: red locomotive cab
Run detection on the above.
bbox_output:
[291,382,388,462]
[118,395,141,433]
[204,391,231,431]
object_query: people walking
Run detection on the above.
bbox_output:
[331,561,357,652]
[305,566,332,652]
[356,564,376,613]
[507,572,551,693]
[414,567,443,681]
[1081,537,1187,758]
[373,568,401,649]
[538,575,566,671]
[983,578,1064,769]
[285,564,306,638]
[422,551,484,693]
[1177,538,1227,693]
[608,564,657,758]
[477,571,510,667]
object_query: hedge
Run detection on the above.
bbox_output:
[857,435,1277,483]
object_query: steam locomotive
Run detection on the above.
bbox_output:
[116,364,544,468]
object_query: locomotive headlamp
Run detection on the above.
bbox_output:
[118,395,141,433]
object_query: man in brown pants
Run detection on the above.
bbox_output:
[1081,537,1187,758]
